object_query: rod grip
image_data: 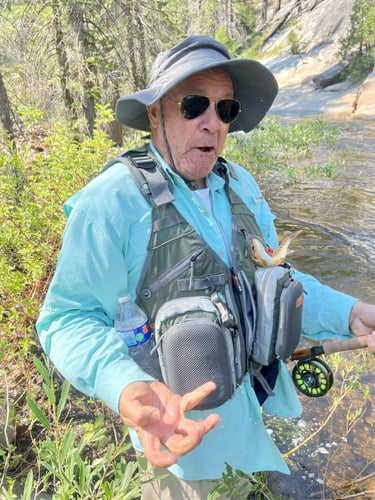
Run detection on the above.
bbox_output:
[290,336,367,360]
[322,336,367,355]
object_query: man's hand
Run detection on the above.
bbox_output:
[349,301,375,352]
[119,380,220,467]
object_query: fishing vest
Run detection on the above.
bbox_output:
[105,145,291,409]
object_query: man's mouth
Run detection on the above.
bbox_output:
[197,146,214,153]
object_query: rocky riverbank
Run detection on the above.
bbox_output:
[259,0,375,119]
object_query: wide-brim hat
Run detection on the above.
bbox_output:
[116,35,278,133]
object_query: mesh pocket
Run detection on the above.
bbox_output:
[161,319,235,410]
[154,296,237,410]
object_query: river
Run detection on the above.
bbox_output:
[260,117,375,499]
[267,117,375,300]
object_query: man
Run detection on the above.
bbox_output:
[36,35,375,499]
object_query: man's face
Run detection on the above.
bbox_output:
[147,68,234,186]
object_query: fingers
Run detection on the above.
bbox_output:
[162,411,220,456]
[202,412,221,433]
[139,429,179,467]
[120,380,221,466]
[354,332,375,353]
[181,381,217,412]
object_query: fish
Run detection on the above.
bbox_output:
[250,229,303,267]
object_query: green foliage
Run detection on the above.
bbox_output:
[340,0,375,78]
[0,105,124,363]
[0,355,145,499]
[223,116,344,184]
[17,105,45,127]
[215,25,242,55]
[342,52,374,83]
[208,463,276,500]
[340,0,375,57]
[288,29,300,55]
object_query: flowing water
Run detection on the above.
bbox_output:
[259,118,375,499]
[268,117,375,301]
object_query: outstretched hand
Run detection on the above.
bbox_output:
[119,380,220,467]
[349,301,375,352]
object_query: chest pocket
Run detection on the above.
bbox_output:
[152,295,238,410]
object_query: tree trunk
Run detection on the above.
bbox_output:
[261,0,268,22]
[51,0,78,121]
[68,2,98,136]
[121,0,147,91]
[0,72,15,149]
[223,0,233,37]
[273,0,281,16]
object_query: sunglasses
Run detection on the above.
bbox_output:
[166,95,241,124]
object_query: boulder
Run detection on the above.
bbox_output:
[312,63,348,88]
[355,69,375,116]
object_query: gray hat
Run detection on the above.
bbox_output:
[115,35,278,133]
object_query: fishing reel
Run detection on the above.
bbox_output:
[292,357,334,397]
[290,336,365,397]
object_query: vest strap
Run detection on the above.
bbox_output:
[127,151,175,207]
[152,213,185,232]
[102,145,175,207]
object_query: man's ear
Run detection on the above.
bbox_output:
[147,103,159,130]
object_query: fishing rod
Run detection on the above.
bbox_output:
[289,336,367,397]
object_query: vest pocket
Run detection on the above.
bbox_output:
[252,265,304,366]
[153,296,237,410]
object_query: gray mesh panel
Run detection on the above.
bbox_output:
[162,320,235,410]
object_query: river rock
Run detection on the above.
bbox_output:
[355,69,375,116]
[312,63,348,89]
[260,0,374,118]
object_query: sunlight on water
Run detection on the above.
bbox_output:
[265,118,375,301]
[260,118,375,499]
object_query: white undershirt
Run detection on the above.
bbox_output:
[192,187,232,262]
[192,187,213,215]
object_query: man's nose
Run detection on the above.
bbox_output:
[200,102,222,130]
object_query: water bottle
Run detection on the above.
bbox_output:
[114,294,150,348]
[114,294,161,378]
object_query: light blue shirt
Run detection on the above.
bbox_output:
[36,142,357,480]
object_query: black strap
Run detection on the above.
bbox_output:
[102,145,175,207]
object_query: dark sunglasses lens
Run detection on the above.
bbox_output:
[217,99,240,123]
[180,95,210,119]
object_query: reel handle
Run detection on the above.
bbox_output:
[290,336,367,361]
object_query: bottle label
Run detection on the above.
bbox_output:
[119,321,151,348]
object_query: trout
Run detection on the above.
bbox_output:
[250,229,303,267]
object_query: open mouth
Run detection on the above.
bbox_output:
[197,146,214,152]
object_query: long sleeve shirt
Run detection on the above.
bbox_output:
[36,142,357,480]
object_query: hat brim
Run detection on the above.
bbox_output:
[116,57,278,133]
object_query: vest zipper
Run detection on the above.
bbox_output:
[140,247,207,297]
